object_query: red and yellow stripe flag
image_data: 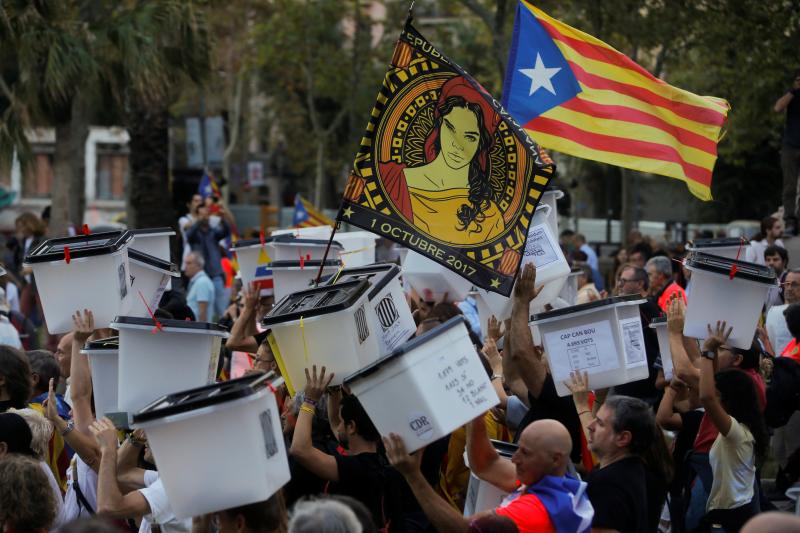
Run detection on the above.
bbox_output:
[502,2,730,200]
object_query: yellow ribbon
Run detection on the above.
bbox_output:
[299,316,309,364]
[330,263,346,285]
[336,244,376,268]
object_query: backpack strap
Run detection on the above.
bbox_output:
[73,460,95,515]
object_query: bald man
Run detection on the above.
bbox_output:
[384,417,594,533]
[742,511,800,532]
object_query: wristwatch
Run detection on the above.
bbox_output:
[61,420,74,437]
[701,349,717,360]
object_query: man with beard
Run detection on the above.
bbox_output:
[289,366,405,530]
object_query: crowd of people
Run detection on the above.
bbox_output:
[2,197,800,533]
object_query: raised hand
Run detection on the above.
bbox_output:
[383,432,422,477]
[303,365,334,403]
[667,296,686,334]
[703,321,732,352]
[514,263,542,304]
[89,417,119,452]
[487,315,504,341]
[42,378,59,423]
[564,370,590,411]
[72,309,95,344]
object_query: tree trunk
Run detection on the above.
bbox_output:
[126,103,175,230]
[51,97,88,237]
[313,139,325,208]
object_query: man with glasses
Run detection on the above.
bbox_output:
[614,264,663,404]
[766,268,800,355]
[775,70,800,236]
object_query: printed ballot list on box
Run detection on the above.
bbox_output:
[543,318,647,380]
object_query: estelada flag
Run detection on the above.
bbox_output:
[502,2,729,201]
[341,18,555,296]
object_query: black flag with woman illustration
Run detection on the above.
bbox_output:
[341,19,555,296]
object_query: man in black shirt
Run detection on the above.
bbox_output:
[290,366,407,529]
[585,395,657,533]
[508,264,584,464]
[775,70,800,236]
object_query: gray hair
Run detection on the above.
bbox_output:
[8,408,53,460]
[187,252,205,268]
[27,350,60,392]
[645,256,672,277]
[288,498,362,533]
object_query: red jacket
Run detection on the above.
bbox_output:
[657,281,687,312]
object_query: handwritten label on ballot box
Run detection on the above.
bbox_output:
[543,320,620,379]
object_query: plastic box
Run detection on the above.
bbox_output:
[556,267,585,307]
[111,317,229,418]
[471,205,570,330]
[271,259,342,303]
[401,250,473,303]
[649,317,673,381]
[133,373,289,519]
[531,295,649,396]
[129,228,176,263]
[262,280,380,392]
[271,227,380,267]
[686,238,749,261]
[128,249,179,319]
[330,231,380,267]
[683,252,775,349]
[523,204,570,308]
[81,337,119,420]
[344,317,500,453]
[540,188,564,237]
[463,440,516,515]
[24,231,134,333]
[323,264,415,355]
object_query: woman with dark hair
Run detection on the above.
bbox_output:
[380,76,504,245]
[0,346,32,412]
[698,322,769,532]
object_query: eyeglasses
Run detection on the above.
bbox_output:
[617,277,639,284]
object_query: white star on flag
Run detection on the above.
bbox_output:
[519,53,561,96]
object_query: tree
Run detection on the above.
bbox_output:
[251,0,399,208]
[94,1,211,229]
[0,1,97,235]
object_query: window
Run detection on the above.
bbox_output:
[96,143,128,201]
[22,145,54,198]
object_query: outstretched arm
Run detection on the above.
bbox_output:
[465,415,517,492]
[91,418,151,518]
[70,310,97,433]
[227,283,259,352]
[385,433,480,533]
[289,366,339,482]
[667,298,700,388]
[509,263,547,399]
[698,322,733,436]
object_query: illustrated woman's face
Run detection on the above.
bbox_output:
[440,106,480,170]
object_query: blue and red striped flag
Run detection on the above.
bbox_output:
[292,194,334,228]
[502,2,730,200]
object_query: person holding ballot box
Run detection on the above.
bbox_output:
[384,417,593,533]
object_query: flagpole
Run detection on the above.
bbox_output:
[314,207,343,286]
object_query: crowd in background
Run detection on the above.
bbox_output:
[1,199,800,533]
